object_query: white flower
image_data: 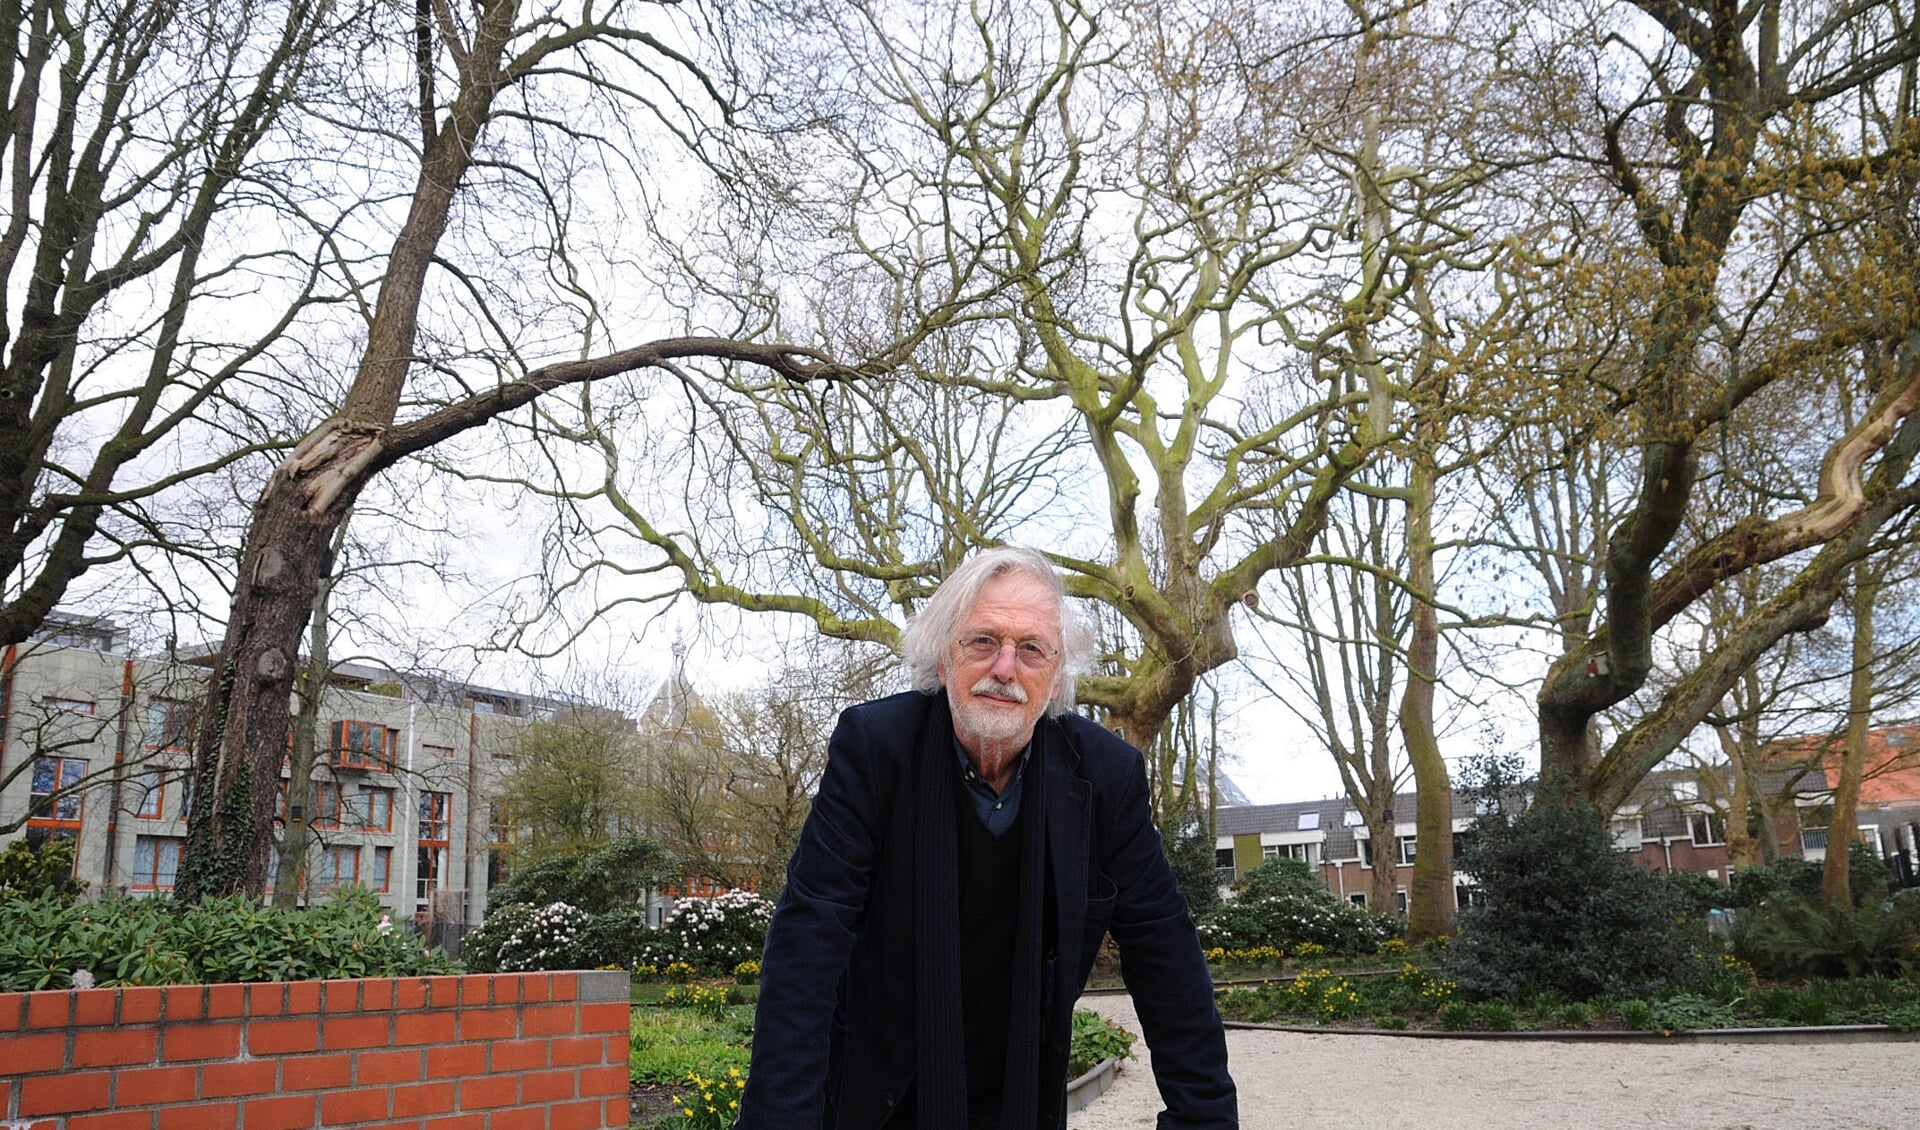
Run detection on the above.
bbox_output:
[70,969,95,990]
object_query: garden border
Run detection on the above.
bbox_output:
[1065,1056,1122,1111]
[1221,1020,1920,1043]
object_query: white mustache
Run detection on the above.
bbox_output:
[970,675,1028,703]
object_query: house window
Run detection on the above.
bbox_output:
[418,791,451,841]
[1672,780,1699,802]
[1348,892,1368,907]
[1269,842,1318,867]
[144,699,195,751]
[1688,812,1727,847]
[43,697,95,715]
[1610,815,1646,851]
[418,791,452,904]
[131,836,183,890]
[371,846,392,893]
[316,845,359,890]
[1456,884,1486,909]
[1395,889,1409,915]
[313,782,342,829]
[1357,837,1374,868]
[1800,827,1829,853]
[1396,836,1417,867]
[29,756,88,831]
[133,769,164,818]
[1214,847,1235,886]
[1261,844,1281,861]
[1343,809,1364,827]
[346,787,394,831]
[1297,812,1320,831]
[328,720,396,771]
[1857,826,1884,856]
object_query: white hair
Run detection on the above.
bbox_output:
[899,546,1094,717]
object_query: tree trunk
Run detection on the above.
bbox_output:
[1824,563,1876,911]
[271,515,349,908]
[1400,432,1453,941]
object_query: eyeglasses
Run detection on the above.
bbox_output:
[954,633,1059,670]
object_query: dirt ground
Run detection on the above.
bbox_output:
[1069,993,1920,1130]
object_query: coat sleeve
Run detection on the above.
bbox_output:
[1101,752,1238,1130]
[732,706,888,1130]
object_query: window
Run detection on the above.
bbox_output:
[42,696,95,715]
[144,699,195,751]
[1213,847,1235,886]
[1394,889,1409,915]
[346,787,394,831]
[1800,827,1829,853]
[1857,826,1884,856]
[328,720,396,771]
[488,802,513,848]
[418,791,451,842]
[1269,842,1318,867]
[133,770,163,818]
[316,845,359,890]
[1348,892,1368,907]
[1396,836,1417,867]
[371,846,392,892]
[313,782,342,829]
[1343,809,1365,827]
[29,756,87,827]
[1610,815,1646,851]
[1688,812,1727,847]
[1456,885,1486,910]
[1671,780,1699,802]
[1260,843,1281,860]
[131,836,183,890]
[1296,812,1320,831]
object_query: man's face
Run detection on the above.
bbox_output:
[940,572,1062,761]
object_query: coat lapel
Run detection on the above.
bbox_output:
[1042,717,1091,965]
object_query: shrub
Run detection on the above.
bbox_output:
[1442,793,1712,1002]
[639,890,774,975]
[1164,815,1223,920]
[1197,860,1397,956]
[487,902,597,973]
[0,840,86,904]
[1731,892,1920,979]
[0,886,453,990]
[487,835,671,915]
[461,902,537,973]
[1067,1009,1137,1079]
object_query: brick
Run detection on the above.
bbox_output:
[392,1081,456,1117]
[604,1097,630,1125]
[488,1039,547,1071]
[396,1010,459,1045]
[519,1069,575,1103]
[67,1111,155,1130]
[113,1065,198,1106]
[425,1043,486,1077]
[547,1099,603,1130]
[323,1014,391,1050]
[280,1051,352,1090]
[19,1071,111,1115]
[26,991,71,1028]
[120,986,163,1024]
[457,1008,517,1041]
[580,1002,628,1034]
[206,982,246,1019]
[201,1059,278,1097]
[72,987,118,1026]
[421,1117,483,1130]
[457,1075,517,1109]
[162,1022,241,1061]
[520,975,549,1004]
[358,1048,425,1084]
[325,979,363,1013]
[361,978,395,1012]
[73,1027,158,1067]
[426,976,461,1007]
[395,978,429,1010]
[548,973,578,1001]
[604,1032,630,1061]
[247,982,286,1018]
[578,1064,630,1099]
[321,1087,393,1124]
[10,1032,68,1073]
[285,980,322,1014]
[520,1004,576,1037]
[162,985,204,1022]
[243,1094,317,1130]
[249,1018,320,1055]
[461,977,490,1006]
[160,1102,235,1130]
[488,975,520,1005]
[547,1036,601,1066]
[0,991,23,1031]
[486,1109,544,1130]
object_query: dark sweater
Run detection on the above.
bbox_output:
[957,762,1023,1121]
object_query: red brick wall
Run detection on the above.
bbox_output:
[0,970,631,1130]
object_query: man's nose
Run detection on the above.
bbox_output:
[989,642,1021,680]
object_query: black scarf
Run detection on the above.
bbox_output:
[914,694,1049,1130]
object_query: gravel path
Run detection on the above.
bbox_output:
[1068,994,1920,1129]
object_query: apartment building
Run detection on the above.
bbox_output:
[1215,750,1920,914]
[0,615,555,935]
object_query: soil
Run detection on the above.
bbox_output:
[629,1081,697,1127]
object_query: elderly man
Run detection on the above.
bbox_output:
[735,547,1236,1130]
